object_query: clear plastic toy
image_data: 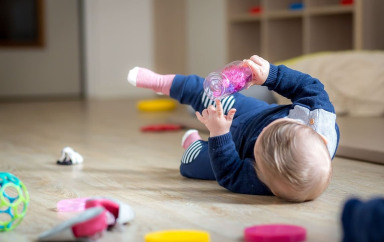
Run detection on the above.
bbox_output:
[203,60,253,100]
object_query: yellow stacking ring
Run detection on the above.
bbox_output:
[137,99,177,112]
[145,230,210,242]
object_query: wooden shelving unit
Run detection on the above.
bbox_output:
[226,0,384,62]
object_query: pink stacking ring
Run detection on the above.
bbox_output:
[57,197,90,212]
[244,224,306,242]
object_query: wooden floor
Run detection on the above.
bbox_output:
[0,99,383,242]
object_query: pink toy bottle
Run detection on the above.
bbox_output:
[203,60,253,100]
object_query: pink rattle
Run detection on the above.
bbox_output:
[203,60,253,100]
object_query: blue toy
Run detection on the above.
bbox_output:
[0,172,29,232]
[289,2,304,10]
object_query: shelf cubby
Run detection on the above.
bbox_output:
[264,0,304,11]
[266,18,303,62]
[308,13,353,53]
[228,22,262,61]
[227,0,262,15]
[226,0,383,63]
[307,0,346,8]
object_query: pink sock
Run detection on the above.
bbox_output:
[128,67,175,95]
[181,129,201,150]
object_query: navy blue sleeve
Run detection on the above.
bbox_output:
[264,64,335,113]
[208,132,272,195]
[263,64,340,158]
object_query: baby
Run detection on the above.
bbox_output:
[128,55,339,202]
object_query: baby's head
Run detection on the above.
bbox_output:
[254,118,332,202]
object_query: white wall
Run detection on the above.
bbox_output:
[83,0,228,99]
[0,0,271,100]
[186,0,227,76]
[0,0,81,98]
[83,0,154,99]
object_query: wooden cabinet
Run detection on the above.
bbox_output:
[226,0,384,62]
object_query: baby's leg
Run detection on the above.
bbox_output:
[127,67,273,116]
[171,74,274,116]
[180,140,215,180]
[179,129,215,180]
[127,68,207,113]
[170,74,236,114]
[127,67,175,95]
[128,68,210,113]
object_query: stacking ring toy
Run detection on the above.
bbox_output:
[145,230,210,242]
[244,224,306,242]
[137,99,177,112]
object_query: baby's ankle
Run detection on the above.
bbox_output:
[181,129,201,149]
[127,67,174,95]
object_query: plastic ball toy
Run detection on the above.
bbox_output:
[0,172,29,232]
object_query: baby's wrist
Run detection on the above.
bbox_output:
[208,132,233,147]
[209,128,229,137]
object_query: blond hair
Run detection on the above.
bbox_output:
[254,120,332,202]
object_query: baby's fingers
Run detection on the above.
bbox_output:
[207,105,216,114]
[215,100,224,117]
[250,55,265,66]
[245,60,262,77]
[195,111,205,124]
[226,108,237,121]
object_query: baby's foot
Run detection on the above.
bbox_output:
[127,67,175,95]
[181,129,201,150]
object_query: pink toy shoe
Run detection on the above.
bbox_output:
[38,207,107,241]
[85,197,135,229]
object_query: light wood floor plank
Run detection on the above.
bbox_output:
[0,99,383,242]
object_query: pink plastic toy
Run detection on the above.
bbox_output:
[57,197,90,212]
[42,197,136,241]
[244,224,306,242]
[203,60,253,100]
[38,207,108,241]
[57,197,135,226]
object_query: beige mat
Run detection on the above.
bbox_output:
[336,116,384,165]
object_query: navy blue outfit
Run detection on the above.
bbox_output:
[170,64,340,195]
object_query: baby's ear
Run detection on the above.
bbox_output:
[319,134,328,145]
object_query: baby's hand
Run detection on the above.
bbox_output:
[244,55,270,85]
[196,100,236,137]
